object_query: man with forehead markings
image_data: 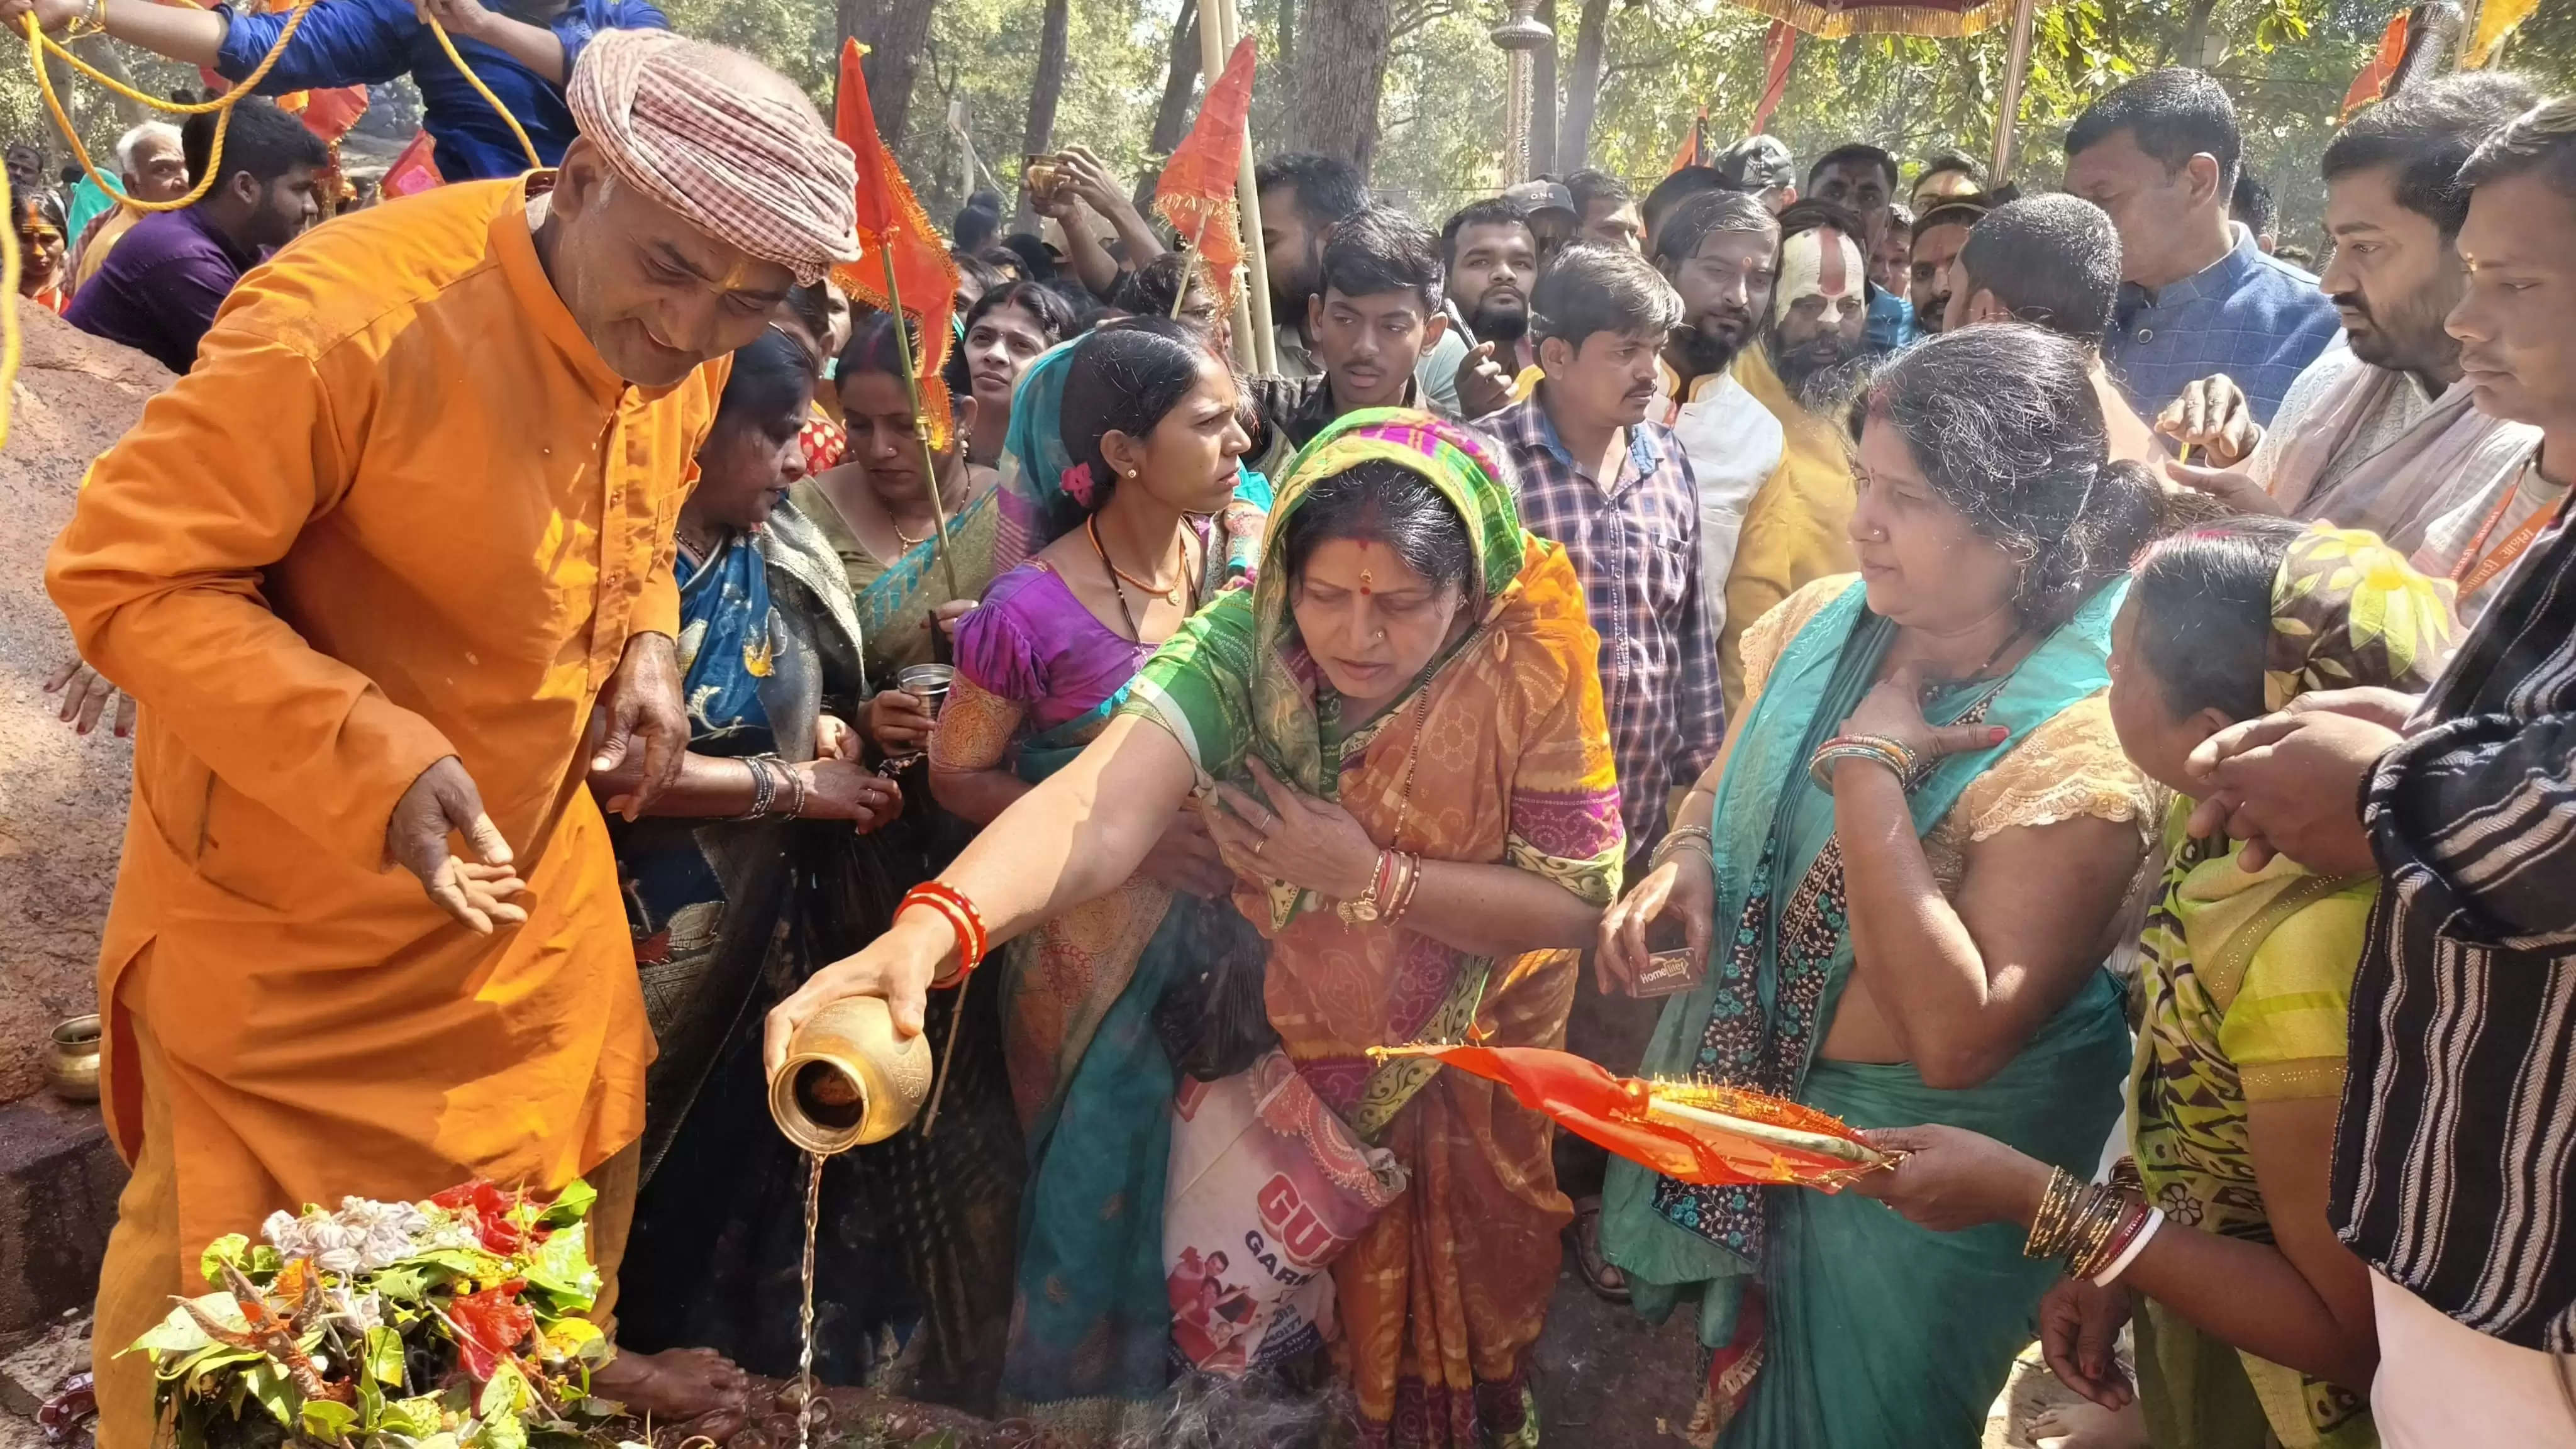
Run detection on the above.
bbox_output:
[1718,206,1870,709]
[48,28,858,1448]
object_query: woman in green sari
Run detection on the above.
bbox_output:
[793,313,1003,755]
[1596,325,2167,1447]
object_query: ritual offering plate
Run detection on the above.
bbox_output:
[1368,1042,1890,1191]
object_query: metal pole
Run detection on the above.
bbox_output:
[1989,0,2039,186]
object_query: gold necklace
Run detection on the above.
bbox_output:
[1085,515,1192,606]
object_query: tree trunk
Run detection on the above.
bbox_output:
[1136,1,1202,210]
[1016,0,1073,225]
[1285,0,1392,174]
[1530,0,1558,177]
[1278,0,1296,82]
[839,0,936,154]
[70,37,146,130]
[1556,0,1611,172]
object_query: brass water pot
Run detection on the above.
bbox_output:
[767,996,933,1153]
[46,1014,103,1102]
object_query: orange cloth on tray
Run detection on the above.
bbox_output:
[47,175,719,1449]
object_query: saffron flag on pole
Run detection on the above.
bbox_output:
[1367,1043,1889,1190]
[1667,106,1707,174]
[833,38,963,450]
[1751,21,1796,137]
[1153,35,1258,312]
[2341,11,2409,121]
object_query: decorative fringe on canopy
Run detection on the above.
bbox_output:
[1723,0,2024,42]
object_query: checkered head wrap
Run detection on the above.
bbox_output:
[567,28,862,285]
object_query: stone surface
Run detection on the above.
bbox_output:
[0,1073,127,1346]
[0,1313,88,1416]
[0,299,169,1106]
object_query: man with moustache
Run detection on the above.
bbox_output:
[1906,196,1985,335]
[46,29,859,1445]
[2155,72,2545,621]
[1650,188,1783,628]
[1443,196,1543,418]
[1492,245,1723,1301]
[1718,203,1868,708]
[2180,97,2576,1445]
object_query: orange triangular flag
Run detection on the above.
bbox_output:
[833,38,962,450]
[1153,35,1257,311]
[1369,1043,1888,1190]
[2342,12,2409,121]
[1752,23,1796,136]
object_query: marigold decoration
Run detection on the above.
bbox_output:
[831,38,961,452]
[1367,1043,1890,1189]
[1152,35,1257,313]
[126,1179,618,1449]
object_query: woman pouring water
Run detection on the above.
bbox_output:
[767,407,1625,1446]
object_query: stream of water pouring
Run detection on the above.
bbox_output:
[797,1149,822,1449]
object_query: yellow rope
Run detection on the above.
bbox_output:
[424,16,543,170]
[21,0,327,213]
[2,168,22,451]
[3,0,545,448]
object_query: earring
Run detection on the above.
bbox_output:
[1126,468,1139,479]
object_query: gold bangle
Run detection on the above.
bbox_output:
[2024,1168,2083,1260]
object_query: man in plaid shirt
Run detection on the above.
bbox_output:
[1493,243,1726,864]
[1492,241,1725,1299]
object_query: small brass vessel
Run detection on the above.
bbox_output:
[45,1014,103,1102]
[768,996,933,1153]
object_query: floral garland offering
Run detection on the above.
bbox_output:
[126,1179,622,1449]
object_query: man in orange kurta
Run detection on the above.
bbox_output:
[45,31,860,1449]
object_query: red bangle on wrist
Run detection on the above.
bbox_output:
[901,881,988,984]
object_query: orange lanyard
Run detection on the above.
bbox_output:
[2451,458,2569,596]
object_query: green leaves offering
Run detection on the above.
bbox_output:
[130,1181,626,1449]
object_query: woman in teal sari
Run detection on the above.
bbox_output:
[1596,325,2167,1447]
[924,321,1270,1435]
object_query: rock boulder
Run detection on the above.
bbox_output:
[0,299,169,1105]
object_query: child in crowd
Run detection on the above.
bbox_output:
[1860,518,2457,1449]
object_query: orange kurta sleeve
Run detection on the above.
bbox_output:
[47,341,457,870]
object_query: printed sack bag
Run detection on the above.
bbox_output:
[1162,1048,1407,1375]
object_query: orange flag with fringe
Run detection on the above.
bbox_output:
[1368,1043,1889,1190]
[2342,11,2409,121]
[832,38,962,450]
[1153,35,1257,311]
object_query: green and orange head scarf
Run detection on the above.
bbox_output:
[2264,525,2457,710]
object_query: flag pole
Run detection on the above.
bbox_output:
[1989,0,2039,186]
[876,245,965,600]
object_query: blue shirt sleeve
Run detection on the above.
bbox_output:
[213,0,417,92]
[557,0,669,75]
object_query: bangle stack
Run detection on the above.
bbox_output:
[1650,824,1715,871]
[733,756,809,819]
[62,0,108,40]
[2024,1166,2163,1287]
[1807,733,1921,792]
[901,881,989,984]
[1336,848,1423,926]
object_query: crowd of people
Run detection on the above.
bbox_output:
[11,1,2576,1445]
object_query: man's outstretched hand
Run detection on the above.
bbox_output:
[386,757,528,933]
[592,632,688,820]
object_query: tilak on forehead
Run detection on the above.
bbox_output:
[1773,225,1865,320]
[567,28,863,287]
